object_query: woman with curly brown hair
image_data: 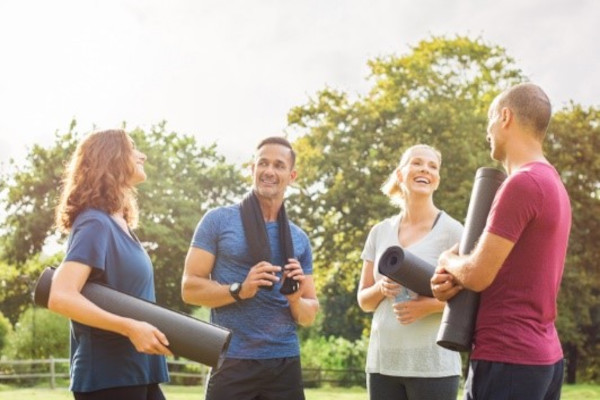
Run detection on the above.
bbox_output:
[48,129,171,400]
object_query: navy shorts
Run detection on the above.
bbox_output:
[205,357,305,400]
[464,359,564,400]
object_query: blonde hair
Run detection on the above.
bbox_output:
[381,144,442,207]
[55,129,139,232]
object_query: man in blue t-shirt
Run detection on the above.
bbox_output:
[182,136,319,400]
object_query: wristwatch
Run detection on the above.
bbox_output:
[229,282,243,302]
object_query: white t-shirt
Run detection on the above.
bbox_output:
[361,212,463,377]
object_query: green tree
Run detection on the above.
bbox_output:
[546,104,600,383]
[0,254,62,325]
[0,122,79,265]
[287,35,523,339]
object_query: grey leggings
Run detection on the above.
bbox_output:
[368,372,460,400]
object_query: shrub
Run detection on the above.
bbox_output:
[0,311,13,357]
[301,336,367,387]
[4,306,69,360]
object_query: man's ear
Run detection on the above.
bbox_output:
[501,107,512,127]
[289,169,297,183]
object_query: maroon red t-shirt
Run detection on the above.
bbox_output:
[471,162,571,365]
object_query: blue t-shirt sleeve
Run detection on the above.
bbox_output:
[295,228,313,275]
[65,216,109,271]
[191,208,221,255]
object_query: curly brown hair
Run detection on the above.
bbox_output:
[55,129,140,232]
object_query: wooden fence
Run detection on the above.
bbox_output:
[0,358,365,388]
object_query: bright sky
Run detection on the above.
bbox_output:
[1,0,598,167]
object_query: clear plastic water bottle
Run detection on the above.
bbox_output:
[395,286,412,303]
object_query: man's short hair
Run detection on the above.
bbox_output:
[256,136,296,167]
[498,83,552,139]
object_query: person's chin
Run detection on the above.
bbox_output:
[256,187,275,198]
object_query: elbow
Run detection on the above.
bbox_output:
[298,301,320,327]
[47,290,67,315]
[462,273,493,293]
[469,279,492,293]
[180,277,194,304]
[357,293,375,313]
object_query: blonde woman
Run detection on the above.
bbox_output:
[357,144,462,400]
[49,130,171,400]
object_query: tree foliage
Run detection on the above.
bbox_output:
[0,122,79,265]
[286,36,523,339]
[546,104,600,383]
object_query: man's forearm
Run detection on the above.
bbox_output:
[181,276,236,308]
[289,297,319,327]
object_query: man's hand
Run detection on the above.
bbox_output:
[281,258,305,301]
[431,244,463,301]
[239,261,281,299]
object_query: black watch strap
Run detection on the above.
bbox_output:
[229,282,243,302]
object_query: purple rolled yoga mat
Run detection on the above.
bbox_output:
[33,267,232,368]
[436,167,506,352]
[378,246,435,297]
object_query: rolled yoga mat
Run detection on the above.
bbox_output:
[436,167,507,352]
[33,267,232,368]
[378,246,435,297]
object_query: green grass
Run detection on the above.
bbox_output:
[0,384,366,400]
[1,383,599,399]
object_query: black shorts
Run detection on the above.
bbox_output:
[73,383,165,400]
[464,359,564,400]
[205,357,305,400]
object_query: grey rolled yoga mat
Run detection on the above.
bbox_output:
[436,167,507,352]
[33,267,232,368]
[378,246,435,297]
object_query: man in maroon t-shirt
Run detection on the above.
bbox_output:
[431,83,571,400]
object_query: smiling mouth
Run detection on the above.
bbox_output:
[414,177,430,184]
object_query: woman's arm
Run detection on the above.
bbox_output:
[48,261,172,356]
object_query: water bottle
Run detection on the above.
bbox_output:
[395,286,412,303]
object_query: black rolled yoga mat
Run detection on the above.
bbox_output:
[436,167,506,352]
[33,267,232,368]
[378,246,435,297]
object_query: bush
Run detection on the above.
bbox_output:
[4,306,69,360]
[301,336,367,387]
[0,311,13,357]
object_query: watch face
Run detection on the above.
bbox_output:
[230,282,241,293]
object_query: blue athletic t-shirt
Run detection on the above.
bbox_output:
[191,204,313,359]
[64,208,169,392]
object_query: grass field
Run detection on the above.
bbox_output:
[0,384,366,400]
[1,383,600,399]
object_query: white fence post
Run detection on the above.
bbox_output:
[50,356,55,389]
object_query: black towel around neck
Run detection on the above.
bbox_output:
[239,191,299,294]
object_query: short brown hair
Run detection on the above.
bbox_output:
[498,83,552,139]
[256,136,296,168]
